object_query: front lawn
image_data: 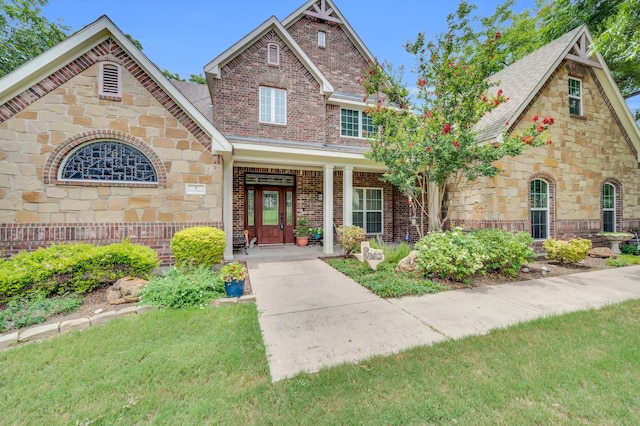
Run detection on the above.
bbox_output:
[1,301,640,424]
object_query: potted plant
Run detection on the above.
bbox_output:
[294,216,312,246]
[312,227,323,239]
[219,262,248,297]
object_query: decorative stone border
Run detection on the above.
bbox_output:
[0,305,153,351]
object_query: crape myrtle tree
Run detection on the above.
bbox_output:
[361,2,555,237]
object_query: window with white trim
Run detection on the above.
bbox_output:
[602,183,616,232]
[259,87,287,125]
[318,31,326,48]
[267,43,280,65]
[568,78,582,115]
[99,62,122,98]
[341,109,376,138]
[60,140,157,183]
[353,188,383,234]
[530,179,549,239]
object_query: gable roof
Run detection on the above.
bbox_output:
[172,80,213,122]
[204,16,334,95]
[281,0,375,63]
[0,15,232,154]
[477,24,640,160]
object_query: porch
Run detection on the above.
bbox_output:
[232,242,335,263]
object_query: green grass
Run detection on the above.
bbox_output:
[606,254,640,267]
[2,301,640,424]
[328,258,446,298]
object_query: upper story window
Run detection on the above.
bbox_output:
[602,183,616,232]
[341,109,377,138]
[99,62,122,98]
[267,43,280,65]
[568,78,582,116]
[60,141,157,183]
[353,188,383,234]
[259,87,287,125]
[318,31,326,48]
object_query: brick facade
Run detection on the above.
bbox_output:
[448,61,640,244]
[0,38,223,265]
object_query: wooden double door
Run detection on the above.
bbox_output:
[252,186,295,245]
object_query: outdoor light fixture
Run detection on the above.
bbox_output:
[317,192,323,201]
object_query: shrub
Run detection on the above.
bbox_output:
[414,228,486,282]
[606,254,640,267]
[0,293,82,332]
[619,244,639,255]
[0,241,159,301]
[369,240,412,265]
[138,266,225,308]
[336,226,366,256]
[543,238,592,264]
[472,229,535,277]
[171,227,226,268]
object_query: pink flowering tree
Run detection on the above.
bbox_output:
[361,2,554,236]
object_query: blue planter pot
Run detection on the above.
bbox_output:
[224,278,245,297]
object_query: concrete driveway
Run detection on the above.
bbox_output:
[247,259,640,382]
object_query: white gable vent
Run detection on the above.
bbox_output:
[99,62,122,98]
[267,43,280,65]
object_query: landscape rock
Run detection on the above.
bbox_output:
[90,310,116,326]
[0,332,18,350]
[59,318,91,333]
[18,323,59,342]
[106,276,148,305]
[589,247,618,258]
[397,250,418,272]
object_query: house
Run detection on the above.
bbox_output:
[448,25,640,242]
[0,15,232,265]
[1,1,638,265]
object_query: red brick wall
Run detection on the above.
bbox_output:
[286,16,370,95]
[210,30,326,143]
[0,221,223,266]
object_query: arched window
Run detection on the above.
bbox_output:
[60,141,157,183]
[602,183,616,232]
[530,179,549,239]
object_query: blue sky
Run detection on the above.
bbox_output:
[42,0,638,112]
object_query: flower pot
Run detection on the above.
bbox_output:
[297,237,309,247]
[224,278,245,297]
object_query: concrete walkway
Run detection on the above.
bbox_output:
[247,259,640,382]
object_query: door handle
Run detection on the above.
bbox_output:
[280,213,284,230]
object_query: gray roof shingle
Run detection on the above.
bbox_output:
[171,80,213,123]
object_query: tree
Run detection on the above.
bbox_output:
[0,0,69,77]
[361,2,554,236]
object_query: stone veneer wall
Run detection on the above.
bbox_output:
[448,61,640,243]
[0,39,223,265]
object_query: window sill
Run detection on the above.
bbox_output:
[54,179,159,188]
[259,121,287,127]
[570,113,586,120]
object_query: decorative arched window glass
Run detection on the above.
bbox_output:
[602,183,616,232]
[60,141,157,183]
[530,179,549,239]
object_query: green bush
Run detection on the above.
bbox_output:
[171,227,226,268]
[606,254,640,267]
[414,228,486,282]
[473,229,535,277]
[0,293,82,332]
[0,241,159,302]
[138,265,225,308]
[543,238,592,264]
[619,244,639,255]
[336,226,366,256]
[369,240,412,265]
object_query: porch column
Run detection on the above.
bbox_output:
[223,155,234,261]
[323,164,334,255]
[342,166,353,227]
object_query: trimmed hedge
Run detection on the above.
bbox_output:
[170,227,226,268]
[543,238,592,264]
[0,241,159,302]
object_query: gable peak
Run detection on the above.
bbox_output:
[302,0,343,24]
[565,27,602,69]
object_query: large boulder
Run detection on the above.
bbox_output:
[397,250,418,272]
[589,247,618,259]
[106,276,148,305]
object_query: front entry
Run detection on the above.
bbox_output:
[245,173,296,245]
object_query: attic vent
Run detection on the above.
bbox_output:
[99,62,122,99]
[267,43,280,65]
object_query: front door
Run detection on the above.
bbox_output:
[258,187,284,244]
